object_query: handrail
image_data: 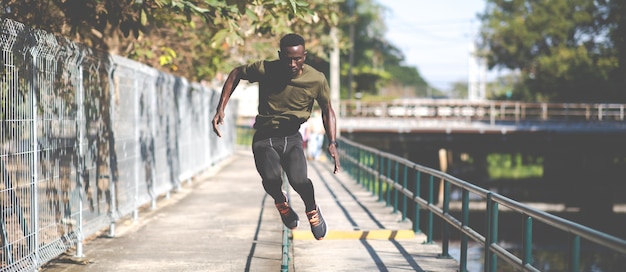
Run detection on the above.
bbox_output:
[337,137,626,272]
[339,99,626,122]
[281,172,291,272]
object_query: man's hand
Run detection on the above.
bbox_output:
[327,144,341,174]
[212,111,224,137]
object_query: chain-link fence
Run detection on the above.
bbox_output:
[0,18,237,271]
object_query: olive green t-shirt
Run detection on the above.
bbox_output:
[240,60,330,133]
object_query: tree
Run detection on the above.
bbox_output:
[383,65,430,98]
[449,80,468,99]
[478,0,625,102]
[338,0,430,100]
[1,0,340,81]
[2,0,431,96]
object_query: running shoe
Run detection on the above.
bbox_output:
[276,202,299,229]
[306,205,327,240]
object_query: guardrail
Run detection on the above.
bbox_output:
[337,137,626,271]
[340,99,626,123]
[1,18,237,271]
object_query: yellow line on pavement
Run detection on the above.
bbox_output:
[292,229,415,240]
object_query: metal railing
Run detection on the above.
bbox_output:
[1,18,237,271]
[338,137,626,271]
[340,99,626,123]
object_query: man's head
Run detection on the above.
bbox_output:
[279,33,307,78]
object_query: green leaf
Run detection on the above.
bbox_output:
[162,47,177,58]
[245,8,258,22]
[211,29,230,48]
[140,9,148,26]
[289,0,297,13]
[159,55,172,66]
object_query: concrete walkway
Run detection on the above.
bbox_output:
[42,149,458,272]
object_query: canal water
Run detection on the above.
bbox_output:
[445,240,626,272]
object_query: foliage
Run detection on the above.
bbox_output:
[379,65,433,98]
[487,153,543,179]
[478,0,626,102]
[2,0,431,97]
[338,0,430,99]
[1,0,340,81]
[449,80,468,99]
[486,72,528,100]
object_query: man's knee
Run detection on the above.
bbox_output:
[291,178,313,189]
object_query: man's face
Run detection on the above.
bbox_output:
[279,45,307,78]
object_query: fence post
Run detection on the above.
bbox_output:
[522,216,533,267]
[372,153,385,201]
[460,190,470,272]
[426,175,434,244]
[107,59,119,237]
[413,169,421,234]
[490,201,499,271]
[76,64,85,257]
[484,193,493,272]
[357,148,362,186]
[132,67,140,222]
[29,46,40,267]
[490,102,495,126]
[598,104,604,121]
[281,172,291,272]
[386,158,391,207]
[484,194,499,272]
[393,161,399,213]
[570,235,580,272]
[439,180,452,259]
[402,165,408,221]
[368,151,374,192]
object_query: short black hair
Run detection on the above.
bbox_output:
[280,33,305,49]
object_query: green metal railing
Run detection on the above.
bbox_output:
[338,137,626,271]
[281,171,292,272]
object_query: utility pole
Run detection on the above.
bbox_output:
[330,27,341,136]
[347,0,355,102]
[468,19,486,101]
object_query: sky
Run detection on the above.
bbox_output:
[381,0,494,91]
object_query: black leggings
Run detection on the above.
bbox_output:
[252,131,316,212]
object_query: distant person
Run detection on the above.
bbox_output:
[299,119,309,149]
[212,33,340,240]
[306,109,325,160]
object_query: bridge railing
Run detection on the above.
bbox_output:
[337,137,626,272]
[340,99,626,123]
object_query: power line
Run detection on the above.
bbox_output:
[387,16,476,43]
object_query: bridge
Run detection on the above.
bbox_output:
[334,99,626,218]
[2,18,626,272]
[337,99,626,135]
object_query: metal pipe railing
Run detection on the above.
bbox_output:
[340,100,626,122]
[338,137,626,271]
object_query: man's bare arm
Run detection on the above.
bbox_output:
[321,100,340,174]
[212,66,243,137]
